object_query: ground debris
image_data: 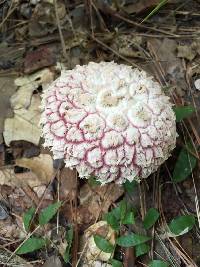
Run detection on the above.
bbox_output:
[80,221,115,265]
[3,68,55,146]
[77,183,124,228]
[0,248,33,267]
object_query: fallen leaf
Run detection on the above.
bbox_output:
[43,255,62,267]
[3,68,54,146]
[24,46,56,74]
[78,183,124,226]
[81,221,115,263]
[3,94,42,146]
[28,1,66,37]
[177,44,196,61]
[16,154,54,184]
[147,38,187,95]
[13,68,54,109]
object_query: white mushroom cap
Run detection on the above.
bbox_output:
[40,62,176,184]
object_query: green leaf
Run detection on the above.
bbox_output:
[173,106,195,122]
[16,237,46,255]
[93,235,114,253]
[39,202,62,226]
[104,212,120,231]
[110,259,123,267]
[173,145,197,182]
[63,225,73,263]
[122,211,135,225]
[135,243,150,257]
[116,233,151,247]
[120,199,127,221]
[23,207,36,232]
[148,260,169,267]
[124,180,138,193]
[143,208,160,230]
[112,206,121,220]
[168,215,195,236]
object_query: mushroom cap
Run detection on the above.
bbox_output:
[40,62,176,184]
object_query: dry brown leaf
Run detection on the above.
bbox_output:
[0,169,24,187]
[16,154,54,184]
[81,221,115,264]
[80,183,123,214]
[0,168,45,188]
[3,95,41,146]
[147,38,187,95]
[177,44,196,61]
[3,68,55,146]
[13,68,54,109]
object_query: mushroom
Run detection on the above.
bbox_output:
[40,62,176,184]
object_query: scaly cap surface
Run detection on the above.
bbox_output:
[40,62,176,184]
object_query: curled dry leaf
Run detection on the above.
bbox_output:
[0,154,53,188]
[16,154,54,185]
[3,68,54,146]
[13,68,55,109]
[81,221,115,264]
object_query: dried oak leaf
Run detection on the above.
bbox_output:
[16,154,54,185]
[3,68,54,146]
[81,221,115,264]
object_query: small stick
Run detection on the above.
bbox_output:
[54,0,67,59]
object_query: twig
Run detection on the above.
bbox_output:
[91,35,142,70]
[0,0,18,30]
[54,0,67,59]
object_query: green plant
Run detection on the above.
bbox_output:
[16,201,73,263]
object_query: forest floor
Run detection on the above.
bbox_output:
[0,0,200,266]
